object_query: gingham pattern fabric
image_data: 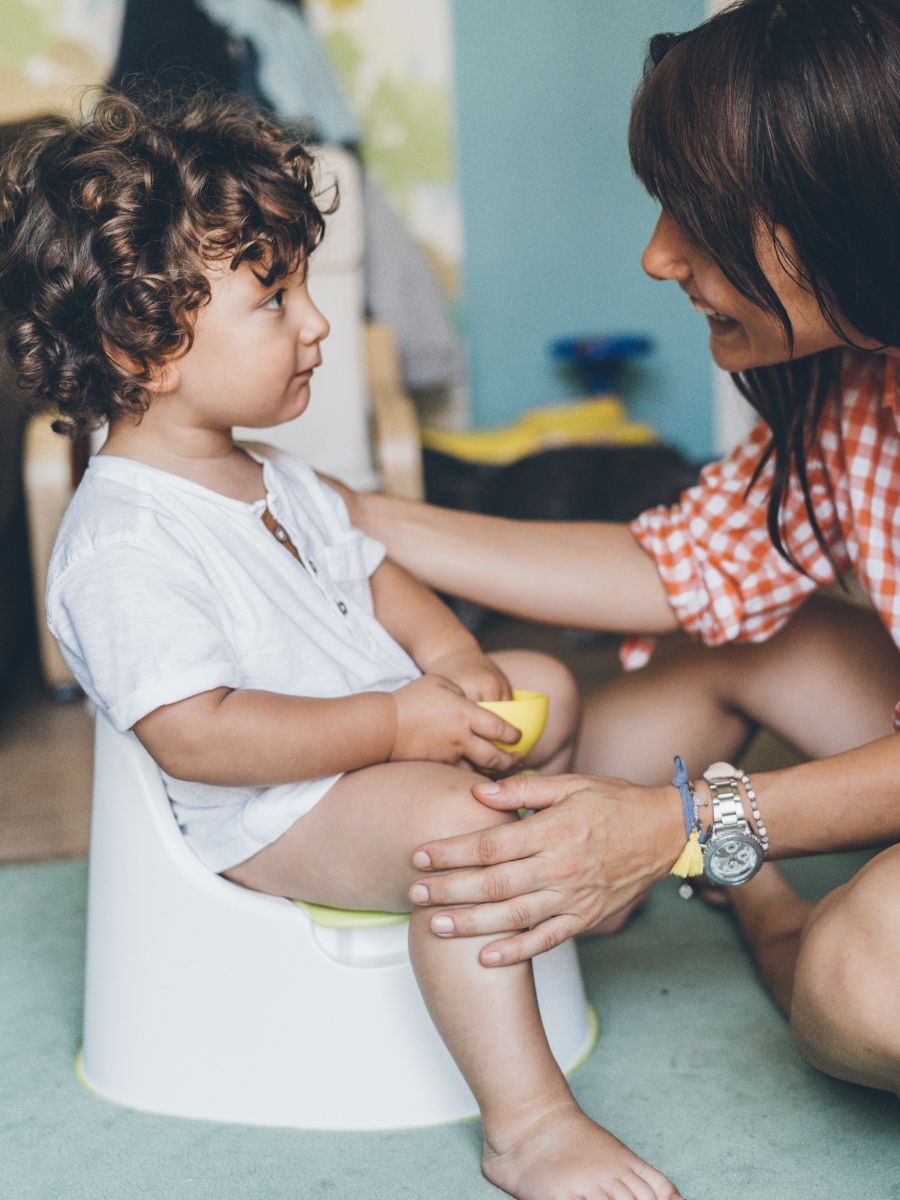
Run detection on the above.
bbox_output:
[623,353,900,714]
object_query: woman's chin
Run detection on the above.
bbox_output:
[708,322,751,372]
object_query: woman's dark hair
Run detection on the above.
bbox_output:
[629,0,900,570]
[0,87,334,437]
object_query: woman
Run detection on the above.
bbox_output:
[346,0,900,1094]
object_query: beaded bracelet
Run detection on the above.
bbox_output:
[737,768,768,854]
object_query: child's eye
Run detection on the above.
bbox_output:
[263,288,286,311]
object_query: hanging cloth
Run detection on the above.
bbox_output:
[196,0,361,143]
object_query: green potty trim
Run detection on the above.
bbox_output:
[293,900,410,929]
[571,1004,600,1074]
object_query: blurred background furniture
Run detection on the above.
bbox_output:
[21,143,425,699]
[0,117,46,702]
[0,352,33,697]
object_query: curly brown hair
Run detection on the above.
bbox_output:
[0,87,333,438]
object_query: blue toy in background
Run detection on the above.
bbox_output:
[421,333,656,466]
[550,334,653,395]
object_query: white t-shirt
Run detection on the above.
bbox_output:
[46,445,420,872]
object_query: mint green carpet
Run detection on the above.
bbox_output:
[2,854,897,1200]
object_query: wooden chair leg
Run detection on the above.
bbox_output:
[366,322,425,502]
[23,416,80,698]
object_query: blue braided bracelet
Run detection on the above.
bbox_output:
[672,755,702,842]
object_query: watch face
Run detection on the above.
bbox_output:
[705,832,764,885]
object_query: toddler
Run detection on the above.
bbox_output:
[0,90,679,1200]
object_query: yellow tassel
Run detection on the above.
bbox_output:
[670,830,705,878]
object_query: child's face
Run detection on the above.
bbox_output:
[640,211,876,372]
[160,259,330,431]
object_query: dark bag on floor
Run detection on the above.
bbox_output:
[423,442,700,523]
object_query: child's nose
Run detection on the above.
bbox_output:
[300,298,330,344]
[641,211,692,284]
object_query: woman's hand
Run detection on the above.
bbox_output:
[407,771,686,965]
[422,646,513,702]
[390,675,522,772]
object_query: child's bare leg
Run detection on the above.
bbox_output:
[225,762,681,1200]
[488,648,581,773]
[493,646,650,936]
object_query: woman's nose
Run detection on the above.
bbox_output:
[641,212,692,283]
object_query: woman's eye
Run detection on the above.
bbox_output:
[263,288,286,311]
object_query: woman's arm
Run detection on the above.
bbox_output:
[404,732,900,965]
[351,491,678,634]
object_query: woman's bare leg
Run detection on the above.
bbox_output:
[574,594,900,1091]
[225,762,680,1200]
[789,843,900,1092]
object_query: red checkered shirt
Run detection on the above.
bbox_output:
[624,352,900,727]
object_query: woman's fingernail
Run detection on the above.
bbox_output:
[482,951,502,965]
[410,883,429,903]
[431,915,454,934]
[412,850,432,869]
[476,782,500,795]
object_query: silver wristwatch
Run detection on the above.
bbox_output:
[702,761,765,886]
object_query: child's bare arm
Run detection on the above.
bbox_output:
[369,558,512,700]
[133,678,522,788]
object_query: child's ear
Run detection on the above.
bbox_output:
[142,360,181,396]
[104,341,181,395]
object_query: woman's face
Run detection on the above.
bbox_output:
[641,211,860,372]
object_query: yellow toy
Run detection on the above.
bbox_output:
[478,689,549,756]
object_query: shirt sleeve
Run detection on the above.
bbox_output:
[47,542,240,731]
[628,418,851,649]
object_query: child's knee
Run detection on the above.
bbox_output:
[541,654,581,729]
[522,652,581,761]
[418,764,518,844]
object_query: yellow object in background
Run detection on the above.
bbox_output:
[421,396,655,466]
[478,689,549,756]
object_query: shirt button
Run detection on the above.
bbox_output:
[337,601,348,615]
[274,526,287,543]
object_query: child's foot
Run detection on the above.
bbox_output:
[482,1101,682,1200]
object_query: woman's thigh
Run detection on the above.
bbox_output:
[576,594,900,782]
[223,760,516,909]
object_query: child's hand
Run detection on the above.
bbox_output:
[389,675,522,771]
[421,648,513,702]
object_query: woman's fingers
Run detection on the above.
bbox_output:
[426,890,566,940]
[478,914,584,967]
[471,771,586,811]
[412,804,547,872]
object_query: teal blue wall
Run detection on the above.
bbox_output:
[451,0,712,459]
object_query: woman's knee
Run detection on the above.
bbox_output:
[790,847,900,1091]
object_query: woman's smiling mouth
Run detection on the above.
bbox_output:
[684,290,740,332]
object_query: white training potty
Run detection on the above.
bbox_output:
[78,713,596,1130]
